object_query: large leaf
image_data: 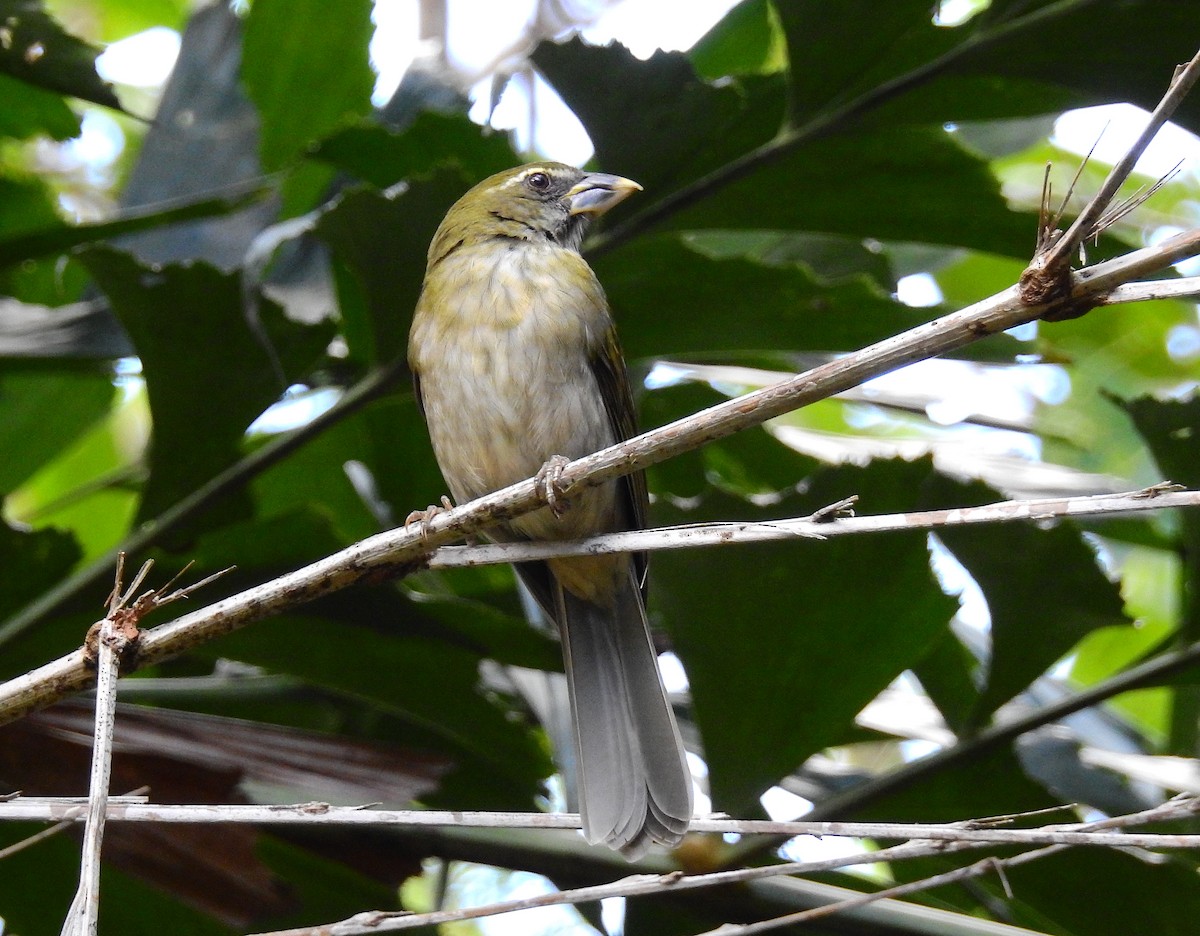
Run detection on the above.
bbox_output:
[594,233,930,359]
[79,246,334,527]
[773,0,1200,132]
[533,38,785,203]
[241,0,374,171]
[657,123,1038,258]
[689,0,786,80]
[1123,393,1200,753]
[0,518,80,621]
[314,169,471,364]
[921,475,1131,726]
[0,365,114,493]
[312,111,518,189]
[657,458,957,811]
[0,72,78,139]
[999,848,1200,936]
[0,175,60,244]
[963,0,1200,135]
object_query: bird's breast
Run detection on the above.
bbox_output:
[410,244,619,539]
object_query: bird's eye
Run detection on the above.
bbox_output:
[526,171,551,192]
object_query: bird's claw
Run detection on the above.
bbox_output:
[404,495,454,542]
[536,455,572,518]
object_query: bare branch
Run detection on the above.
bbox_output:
[4,796,1200,849]
[424,487,1200,569]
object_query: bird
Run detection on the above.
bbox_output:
[407,162,692,857]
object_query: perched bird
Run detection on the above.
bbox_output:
[408,162,692,857]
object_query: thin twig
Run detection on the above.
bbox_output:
[422,487,1199,569]
[692,796,1200,935]
[60,622,125,934]
[1104,276,1200,303]
[219,796,1197,935]
[4,797,1200,849]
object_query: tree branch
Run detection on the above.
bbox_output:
[424,486,1199,569]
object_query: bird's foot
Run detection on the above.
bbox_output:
[404,495,454,542]
[536,455,572,518]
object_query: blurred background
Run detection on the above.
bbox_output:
[2,1,1200,934]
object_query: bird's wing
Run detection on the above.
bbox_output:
[589,321,651,595]
[410,370,424,417]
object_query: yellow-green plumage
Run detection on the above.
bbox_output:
[408,163,691,856]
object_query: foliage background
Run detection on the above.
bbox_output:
[1,0,1199,933]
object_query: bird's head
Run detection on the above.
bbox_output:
[428,162,641,266]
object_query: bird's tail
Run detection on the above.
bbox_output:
[558,573,692,858]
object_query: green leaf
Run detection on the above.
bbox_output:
[594,233,929,358]
[312,111,519,189]
[0,72,78,139]
[533,38,785,201]
[921,475,1131,726]
[912,629,981,735]
[1122,393,1200,751]
[203,610,551,806]
[241,0,375,170]
[774,0,956,124]
[0,829,231,935]
[0,0,120,109]
[658,124,1038,258]
[314,169,470,364]
[682,228,896,289]
[1001,847,1200,936]
[0,174,60,243]
[658,458,957,810]
[689,0,786,80]
[862,745,1053,823]
[959,0,1200,135]
[79,246,334,527]
[1034,296,1197,481]
[0,517,81,620]
[1122,394,1200,496]
[6,390,139,563]
[0,365,114,493]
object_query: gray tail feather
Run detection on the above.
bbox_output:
[557,572,692,859]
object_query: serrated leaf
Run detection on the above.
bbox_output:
[657,124,1038,258]
[312,111,519,189]
[533,38,784,202]
[314,169,470,364]
[594,233,929,358]
[658,458,957,811]
[690,0,786,80]
[79,246,334,528]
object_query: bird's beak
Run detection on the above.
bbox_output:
[565,173,642,217]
